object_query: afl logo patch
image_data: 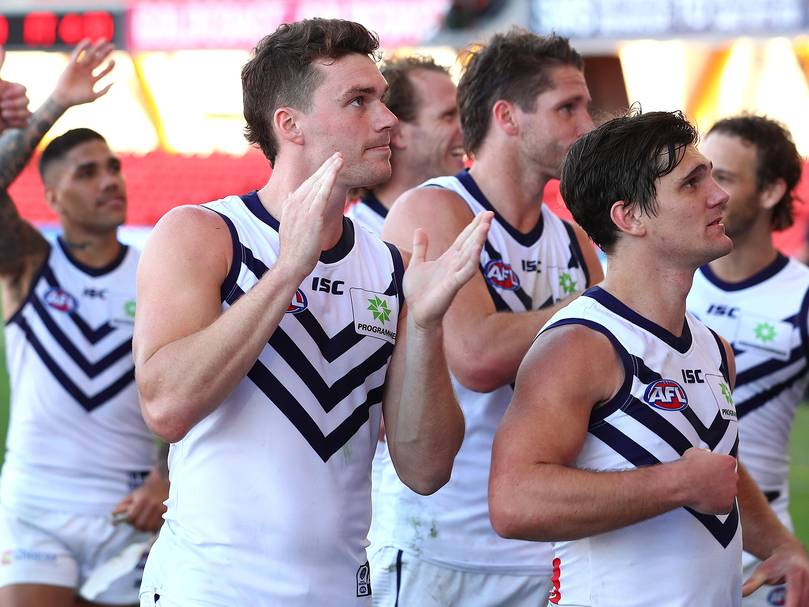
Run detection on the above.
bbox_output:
[767,587,785,606]
[286,289,308,314]
[483,260,520,291]
[43,287,78,313]
[643,379,689,411]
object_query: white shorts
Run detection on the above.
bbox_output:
[0,502,152,605]
[742,553,787,607]
[370,545,551,607]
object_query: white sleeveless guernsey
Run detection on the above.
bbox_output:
[345,192,387,236]
[688,255,809,554]
[371,170,591,574]
[142,192,404,606]
[2,239,154,515]
[543,287,742,607]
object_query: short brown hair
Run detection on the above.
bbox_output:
[381,56,449,123]
[458,29,582,155]
[242,18,381,165]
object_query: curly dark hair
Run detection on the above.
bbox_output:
[457,29,582,156]
[242,19,380,165]
[561,109,698,252]
[707,115,803,231]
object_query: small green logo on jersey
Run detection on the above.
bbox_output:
[559,272,577,295]
[124,300,136,318]
[719,381,733,406]
[753,322,776,343]
[367,296,391,324]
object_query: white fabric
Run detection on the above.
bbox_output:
[0,502,151,604]
[372,170,589,575]
[141,193,402,606]
[369,545,551,607]
[2,239,154,515]
[541,288,742,607]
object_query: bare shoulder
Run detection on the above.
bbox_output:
[516,322,623,407]
[134,205,232,363]
[141,205,232,273]
[382,186,474,256]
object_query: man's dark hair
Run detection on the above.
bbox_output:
[457,29,582,156]
[242,18,381,165]
[708,115,802,231]
[560,109,698,252]
[39,128,106,182]
[381,56,449,123]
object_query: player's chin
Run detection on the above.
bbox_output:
[354,162,392,189]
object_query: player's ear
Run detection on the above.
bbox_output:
[274,107,304,146]
[43,186,60,213]
[492,100,519,137]
[610,200,646,237]
[759,177,786,212]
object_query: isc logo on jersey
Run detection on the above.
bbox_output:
[286,289,308,314]
[483,260,520,291]
[643,379,689,411]
[44,287,78,313]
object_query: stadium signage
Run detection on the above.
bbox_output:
[128,0,451,51]
[531,0,809,39]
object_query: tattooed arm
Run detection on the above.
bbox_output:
[0,38,115,190]
[0,39,115,312]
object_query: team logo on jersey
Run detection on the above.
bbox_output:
[285,289,308,314]
[43,287,78,313]
[643,379,689,411]
[356,561,371,597]
[350,288,397,344]
[483,260,520,291]
[767,586,786,605]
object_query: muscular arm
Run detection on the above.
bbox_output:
[0,98,65,281]
[382,187,602,393]
[0,39,115,306]
[135,155,344,442]
[381,214,491,494]
[133,207,307,442]
[489,324,739,541]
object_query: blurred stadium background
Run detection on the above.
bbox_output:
[0,0,807,543]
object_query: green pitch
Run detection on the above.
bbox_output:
[0,327,807,546]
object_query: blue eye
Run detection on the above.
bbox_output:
[350,97,364,107]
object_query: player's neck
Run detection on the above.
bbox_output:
[709,237,778,283]
[467,156,548,233]
[373,176,411,211]
[603,255,694,337]
[708,234,779,284]
[59,226,122,269]
[257,169,347,251]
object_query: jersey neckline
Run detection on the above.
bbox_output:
[584,285,693,353]
[455,169,545,246]
[56,237,128,277]
[360,191,388,219]
[698,253,789,292]
[240,190,355,264]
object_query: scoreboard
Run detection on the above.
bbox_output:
[0,10,126,50]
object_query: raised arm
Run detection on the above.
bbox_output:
[382,187,602,393]
[0,40,114,301]
[381,211,492,494]
[488,323,739,541]
[134,154,345,442]
[0,39,114,191]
